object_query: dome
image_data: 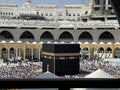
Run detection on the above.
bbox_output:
[84,42,89,44]
[99,41,104,44]
[115,42,120,44]
[54,41,58,43]
[47,41,51,43]
[70,41,75,44]
[39,41,44,44]
[107,42,112,44]
[26,41,30,44]
[32,41,37,44]
[92,42,97,44]
[9,40,14,43]
[84,69,114,78]
[60,41,65,43]
[1,40,7,43]
[77,41,82,44]
[17,40,22,43]
[38,71,60,79]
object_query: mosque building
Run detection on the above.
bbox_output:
[0,0,119,61]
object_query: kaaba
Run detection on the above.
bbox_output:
[41,43,80,76]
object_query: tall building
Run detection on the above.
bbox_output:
[90,0,116,21]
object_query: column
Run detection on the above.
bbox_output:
[105,49,107,58]
[7,49,10,60]
[39,49,40,60]
[112,49,114,58]
[27,49,29,59]
[27,48,29,59]
[31,49,33,60]
[23,46,26,60]
[100,0,104,15]
[0,48,1,58]
[19,48,21,58]
[97,49,99,60]
[80,49,83,60]
[27,48,30,59]
[105,0,108,21]
[89,48,92,59]
[105,0,109,10]
[15,48,18,60]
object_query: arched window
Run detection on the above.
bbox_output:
[20,31,34,42]
[78,32,93,43]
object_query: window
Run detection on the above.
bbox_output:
[46,14,48,16]
[59,13,62,16]
[41,14,43,16]
[69,57,75,59]
[50,14,52,16]
[85,11,88,15]
[73,14,76,16]
[36,12,39,15]
[59,57,65,60]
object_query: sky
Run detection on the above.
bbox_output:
[0,0,89,7]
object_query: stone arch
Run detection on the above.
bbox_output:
[20,31,34,42]
[17,48,23,60]
[106,47,112,58]
[98,47,104,53]
[92,47,98,59]
[98,47,105,59]
[0,30,14,41]
[9,48,15,59]
[33,48,39,60]
[78,31,93,43]
[1,48,8,61]
[98,31,114,43]
[26,48,32,60]
[82,47,89,59]
[40,31,54,42]
[106,47,112,52]
[59,31,74,42]
[83,47,89,50]
[114,48,120,58]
